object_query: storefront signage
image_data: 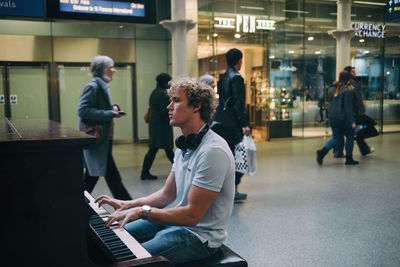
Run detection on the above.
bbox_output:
[215,16,275,33]
[10,95,17,105]
[350,22,385,38]
[0,0,44,18]
[387,0,400,22]
[59,0,145,17]
[280,66,297,72]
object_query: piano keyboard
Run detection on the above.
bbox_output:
[85,191,152,263]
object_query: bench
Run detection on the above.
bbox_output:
[176,244,247,267]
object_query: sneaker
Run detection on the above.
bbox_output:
[141,173,158,180]
[362,147,375,156]
[234,191,247,201]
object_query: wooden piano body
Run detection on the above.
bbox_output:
[0,118,172,267]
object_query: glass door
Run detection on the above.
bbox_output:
[58,64,134,142]
[8,65,49,119]
[0,66,4,118]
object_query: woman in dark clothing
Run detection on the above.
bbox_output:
[140,73,174,180]
[316,71,359,166]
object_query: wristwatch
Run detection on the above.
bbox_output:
[141,205,151,220]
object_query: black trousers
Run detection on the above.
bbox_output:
[84,140,132,200]
[141,147,174,175]
[228,143,244,187]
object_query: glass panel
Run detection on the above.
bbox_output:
[59,65,91,130]
[9,66,48,119]
[0,66,4,118]
[110,66,133,141]
[59,65,134,141]
[383,21,400,132]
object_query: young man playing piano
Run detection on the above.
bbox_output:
[96,76,235,264]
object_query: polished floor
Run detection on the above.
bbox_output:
[92,132,400,266]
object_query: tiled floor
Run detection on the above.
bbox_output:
[92,132,400,266]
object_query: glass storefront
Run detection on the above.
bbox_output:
[198,0,400,139]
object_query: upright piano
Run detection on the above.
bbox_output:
[1,118,172,267]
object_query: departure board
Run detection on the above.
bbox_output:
[47,0,156,24]
[59,0,145,17]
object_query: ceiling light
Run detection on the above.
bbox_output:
[315,51,321,54]
[359,39,365,43]
[234,33,241,38]
[288,50,295,54]
[240,6,264,10]
[363,50,370,54]
[353,1,386,6]
[308,36,314,41]
[269,55,275,59]
[213,33,218,37]
[282,9,310,14]
[219,47,226,51]
[387,71,390,75]
[205,50,210,54]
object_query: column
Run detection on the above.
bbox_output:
[160,0,197,78]
[328,0,354,79]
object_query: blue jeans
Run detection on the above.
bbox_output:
[124,219,219,264]
[324,118,355,157]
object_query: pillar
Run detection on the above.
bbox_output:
[328,0,354,79]
[160,0,197,78]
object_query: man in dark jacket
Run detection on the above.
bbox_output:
[212,48,251,201]
[334,66,373,157]
[140,73,174,180]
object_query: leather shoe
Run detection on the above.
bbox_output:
[141,173,158,180]
[234,191,247,201]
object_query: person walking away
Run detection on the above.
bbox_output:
[316,71,359,165]
[212,48,251,201]
[95,77,235,265]
[78,55,132,200]
[140,73,174,180]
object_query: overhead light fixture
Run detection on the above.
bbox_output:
[315,51,321,54]
[119,25,124,29]
[308,36,314,41]
[219,47,226,51]
[329,13,356,17]
[213,33,218,37]
[240,6,264,10]
[206,35,210,40]
[288,50,295,54]
[269,55,275,59]
[359,39,365,43]
[387,71,390,75]
[282,9,310,14]
[363,50,370,54]
[205,50,210,54]
[353,1,386,6]
[234,33,241,38]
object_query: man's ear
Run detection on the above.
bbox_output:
[193,103,202,113]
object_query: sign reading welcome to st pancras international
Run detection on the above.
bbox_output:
[0,0,44,17]
[59,0,145,17]
[350,22,386,38]
[387,0,400,22]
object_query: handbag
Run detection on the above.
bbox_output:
[234,135,257,176]
[144,107,151,123]
[354,124,379,140]
[80,120,103,148]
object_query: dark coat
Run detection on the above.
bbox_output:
[351,78,365,115]
[148,85,173,149]
[213,66,248,145]
[328,85,355,125]
[77,77,114,177]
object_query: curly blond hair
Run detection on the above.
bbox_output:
[167,76,216,123]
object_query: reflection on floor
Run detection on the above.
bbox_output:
[252,123,400,141]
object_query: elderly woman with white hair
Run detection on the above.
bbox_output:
[78,55,132,200]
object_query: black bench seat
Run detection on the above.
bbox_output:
[176,244,247,267]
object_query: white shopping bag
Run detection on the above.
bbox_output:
[234,135,257,176]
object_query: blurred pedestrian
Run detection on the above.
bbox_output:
[140,73,174,180]
[78,55,132,200]
[316,71,359,165]
[199,74,216,88]
[212,48,251,201]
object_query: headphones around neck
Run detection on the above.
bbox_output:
[175,124,209,151]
